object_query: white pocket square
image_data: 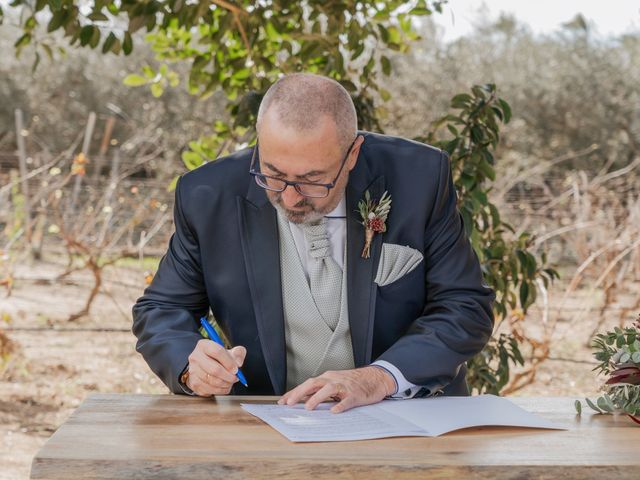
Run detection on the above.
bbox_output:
[374,243,424,287]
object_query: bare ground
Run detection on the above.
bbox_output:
[1,258,166,480]
[0,258,634,479]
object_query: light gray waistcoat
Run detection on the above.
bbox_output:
[276,212,355,390]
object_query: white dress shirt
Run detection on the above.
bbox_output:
[287,196,422,399]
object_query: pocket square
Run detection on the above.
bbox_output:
[374,243,424,287]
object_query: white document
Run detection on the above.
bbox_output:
[241,395,563,442]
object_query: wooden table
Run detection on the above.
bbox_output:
[30,394,639,479]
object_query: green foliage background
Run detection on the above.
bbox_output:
[4,0,559,394]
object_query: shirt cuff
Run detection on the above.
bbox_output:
[178,364,196,396]
[371,360,423,399]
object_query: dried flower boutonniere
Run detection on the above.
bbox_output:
[357,190,392,259]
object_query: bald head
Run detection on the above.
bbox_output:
[256,73,358,152]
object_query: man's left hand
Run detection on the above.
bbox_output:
[277,366,396,413]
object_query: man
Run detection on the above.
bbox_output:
[132,73,494,414]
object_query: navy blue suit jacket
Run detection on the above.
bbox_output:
[132,131,495,396]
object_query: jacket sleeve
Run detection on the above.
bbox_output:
[375,151,495,392]
[132,176,209,393]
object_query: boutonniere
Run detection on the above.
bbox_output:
[357,190,392,259]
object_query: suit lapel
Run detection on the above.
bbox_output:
[237,181,286,395]
[346,152,385,367]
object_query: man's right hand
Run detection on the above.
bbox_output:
[185,339,246,396]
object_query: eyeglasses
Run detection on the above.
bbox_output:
[249,137,357,198]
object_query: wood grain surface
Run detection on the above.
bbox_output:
[30,394,640,479]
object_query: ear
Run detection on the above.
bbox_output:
[347,135,365,171]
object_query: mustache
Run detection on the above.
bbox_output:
[270,192,325,224]
[274,193,312,210]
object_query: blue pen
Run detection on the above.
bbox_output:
[199,317,248,387]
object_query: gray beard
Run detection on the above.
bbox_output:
[270,190,345,225]
[272,201,326,225]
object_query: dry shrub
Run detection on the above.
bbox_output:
[492,155,640,393]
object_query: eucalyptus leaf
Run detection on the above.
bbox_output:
[600,396,616,412]
[585,397,602,413]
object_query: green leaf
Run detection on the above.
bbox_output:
[233,68,251,80]
[123,31,133,55]
[146,13,157,32]
[411,7,432,15]
[381,56,391,75]
[378,24,389,43]
[109,38,121,55]
[597,396,612,413]
[498,98,512,123]
[470,125,484,144]
[25,14,37,28]
[478,159,496,181]
[102,32,116,54]
[181,151,204,170]
[386,26,401,44]
[519,281,529,308]
[167,71,180,87]
[351,42,365,60]
[41,42,53,60]
[88,12,109,22]
[265,21,279,41]
[128,14,147,33]
[79,26,93,46]
[585,397,601,413]
[604,394,616,412]
[167,175,179,192]
[47,10,66,32]
[31,51,41,73]
[451,93,472,108]
[89,26,101,48]
[142,65,155,78]
[150,82,163,97]
[14,33,31,49]
[340,80,357,92]
[123,74,148,87]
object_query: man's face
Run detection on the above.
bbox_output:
[257,112,362,224]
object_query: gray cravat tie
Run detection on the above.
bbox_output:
[301,218,343,331]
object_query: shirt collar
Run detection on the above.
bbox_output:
[324,195,346,219]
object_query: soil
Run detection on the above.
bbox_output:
[1,258,165,480]
[0,257,635,479]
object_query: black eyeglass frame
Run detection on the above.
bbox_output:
[248,136,358,199]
